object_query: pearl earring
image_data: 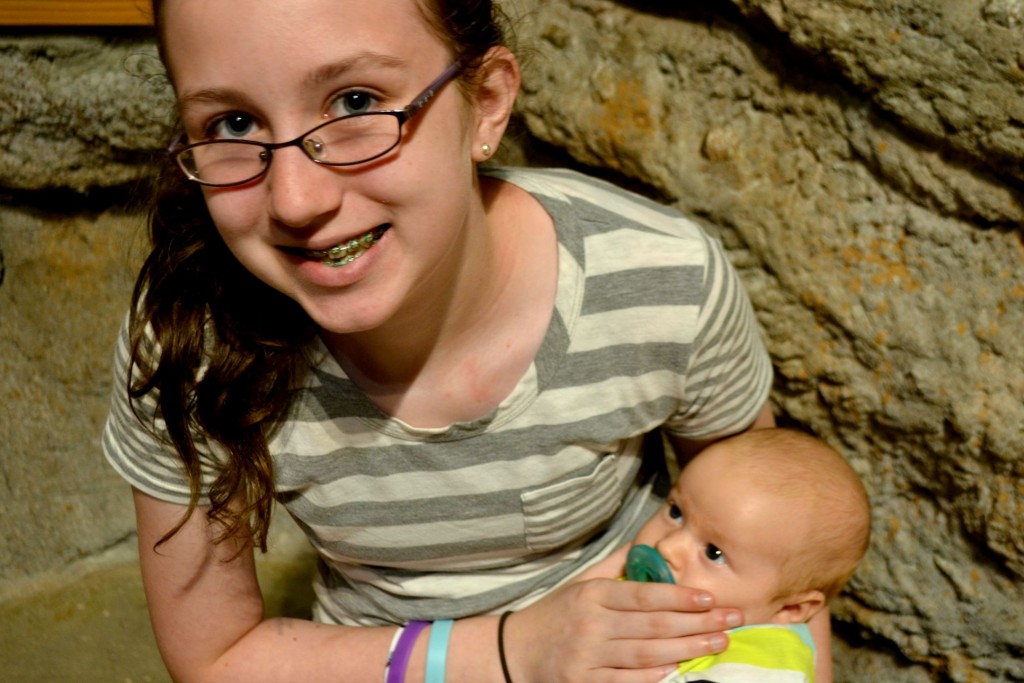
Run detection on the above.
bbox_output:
[481,143,492,157]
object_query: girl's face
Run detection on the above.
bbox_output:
[162,0,499,336]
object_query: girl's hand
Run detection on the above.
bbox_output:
[504,576,742,683]
[571,544,630,583]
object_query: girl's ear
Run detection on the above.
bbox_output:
[470,46,520,162]
[768,590,827,625]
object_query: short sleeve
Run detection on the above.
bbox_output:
[101,312,220,505]
[663,233,773,440]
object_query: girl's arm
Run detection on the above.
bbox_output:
[134,488,392,683]
[135,489,739,683]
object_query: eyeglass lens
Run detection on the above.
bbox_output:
[178,114,402,186]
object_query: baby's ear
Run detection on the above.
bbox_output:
[769,590,826,624]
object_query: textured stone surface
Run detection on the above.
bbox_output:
[0,201,145,581]
[2,2,1023,681]
[732,0,1024,187]
[510,1,1024,680]
[0,33,172,192]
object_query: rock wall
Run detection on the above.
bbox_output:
[0,32,161,584]
[1,2,1021,681]
[510,1,1023,680]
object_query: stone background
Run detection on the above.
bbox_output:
[1,1,1022,681]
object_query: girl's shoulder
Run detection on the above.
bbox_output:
[483,166,713,243]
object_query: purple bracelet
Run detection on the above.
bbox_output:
[387,620,430,683]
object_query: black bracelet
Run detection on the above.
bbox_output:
[497,611,514,683]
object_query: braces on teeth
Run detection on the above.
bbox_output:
[309,226,387,267]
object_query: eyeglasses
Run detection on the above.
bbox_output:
[169,61,464,187]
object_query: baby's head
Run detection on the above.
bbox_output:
[633,428,871,625]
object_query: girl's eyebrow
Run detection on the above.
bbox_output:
[305,52,406,88]
[177,52,408,116]
[178,86,251,116]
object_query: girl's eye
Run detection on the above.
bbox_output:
[210,113,257,139]
[667,503,684,524]
[330,90,379,117]
[705,544,727,565]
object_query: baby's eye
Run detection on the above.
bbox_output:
[667,503,684,524]
[209,113,258,139]
[330,90,380,117]
[705,544,727,565]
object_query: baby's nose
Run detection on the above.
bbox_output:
[653,538,686,581]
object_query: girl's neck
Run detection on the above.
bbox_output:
[321,175,557,426]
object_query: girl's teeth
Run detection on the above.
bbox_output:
[307,226,386,266]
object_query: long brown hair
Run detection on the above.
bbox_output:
[133,0,512,550]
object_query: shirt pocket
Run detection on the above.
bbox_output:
[520,454,623,552]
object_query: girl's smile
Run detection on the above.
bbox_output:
[164,0,491,338]
[284,223,390,268]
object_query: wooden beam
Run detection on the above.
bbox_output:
[0,1,152,26]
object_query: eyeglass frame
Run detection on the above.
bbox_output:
[167,60,465,187]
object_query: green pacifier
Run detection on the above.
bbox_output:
[625,545,676,584]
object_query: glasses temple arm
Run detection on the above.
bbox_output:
[167,133,188,154]
[405,60,464,118]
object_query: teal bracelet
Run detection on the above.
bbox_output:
[424,619,454,683]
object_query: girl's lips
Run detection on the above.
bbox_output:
[282,224,390,267]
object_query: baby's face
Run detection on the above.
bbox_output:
[632,444,800,624]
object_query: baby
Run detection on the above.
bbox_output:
[583,428,871,682]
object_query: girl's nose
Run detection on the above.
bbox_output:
[266,146,343,230]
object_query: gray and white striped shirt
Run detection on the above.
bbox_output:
[103,166,772,626]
